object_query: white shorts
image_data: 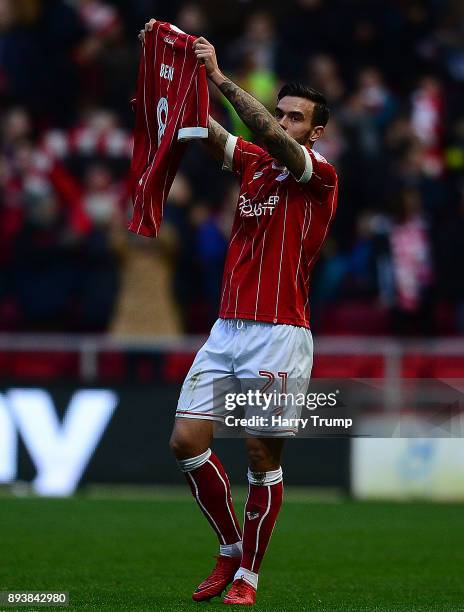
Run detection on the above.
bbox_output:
[176,318,313,436]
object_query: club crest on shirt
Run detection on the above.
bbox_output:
[238,194,279,217]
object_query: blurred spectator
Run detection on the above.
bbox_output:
[1,134,91,260]
[357,67,397,133]
[389,187,434,335]
[77,0,120,38]
[83,162,123,228]
[176,2,209,37]
[411,76,445,177]
[313,117,345,169]
[307,54,345,109]
[224,11,278,139]
[160,172,199,331]
[229,11,276,73]
[193,183,236,328]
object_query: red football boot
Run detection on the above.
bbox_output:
[192,555,241,602]
[223,578,257,605]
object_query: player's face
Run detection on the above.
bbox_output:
[274,96,324,146]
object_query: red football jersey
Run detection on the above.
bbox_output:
[128,22,209,237]
[219,136,338,328]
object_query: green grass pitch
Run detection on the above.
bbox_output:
[0,492,463,611]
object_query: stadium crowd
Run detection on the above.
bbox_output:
[0,0,463,335]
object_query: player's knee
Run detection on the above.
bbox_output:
[169,430,198,459]
[246,439,270,471]
[246,438,283,471]
[170,418,214,459]
[169,432,186,458]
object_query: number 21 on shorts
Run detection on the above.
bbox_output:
[258,371,288,393]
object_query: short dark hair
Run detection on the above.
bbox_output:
[277,82,330,127]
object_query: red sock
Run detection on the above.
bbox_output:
[240,470,283,575]
[181,450,242,546]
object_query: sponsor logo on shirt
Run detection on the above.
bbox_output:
[164,36,176,45]
[253,171,263,180]
[238,194,279,217]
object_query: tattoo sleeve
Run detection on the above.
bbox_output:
[217,79,306,177]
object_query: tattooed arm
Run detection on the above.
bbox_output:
[200,116,230,163]
[193,36,306,179]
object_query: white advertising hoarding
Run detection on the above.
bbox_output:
[0,388,117,496]
[352,437,464,501]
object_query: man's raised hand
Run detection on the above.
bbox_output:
[193,37,221,79]
[138,18,156,45]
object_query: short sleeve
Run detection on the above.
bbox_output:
[299,146,337,201]
[177,63,209,141]
[222,135,265,176]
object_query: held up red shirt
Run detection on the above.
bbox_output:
[128,22,209,237]
[219,136,338,328]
